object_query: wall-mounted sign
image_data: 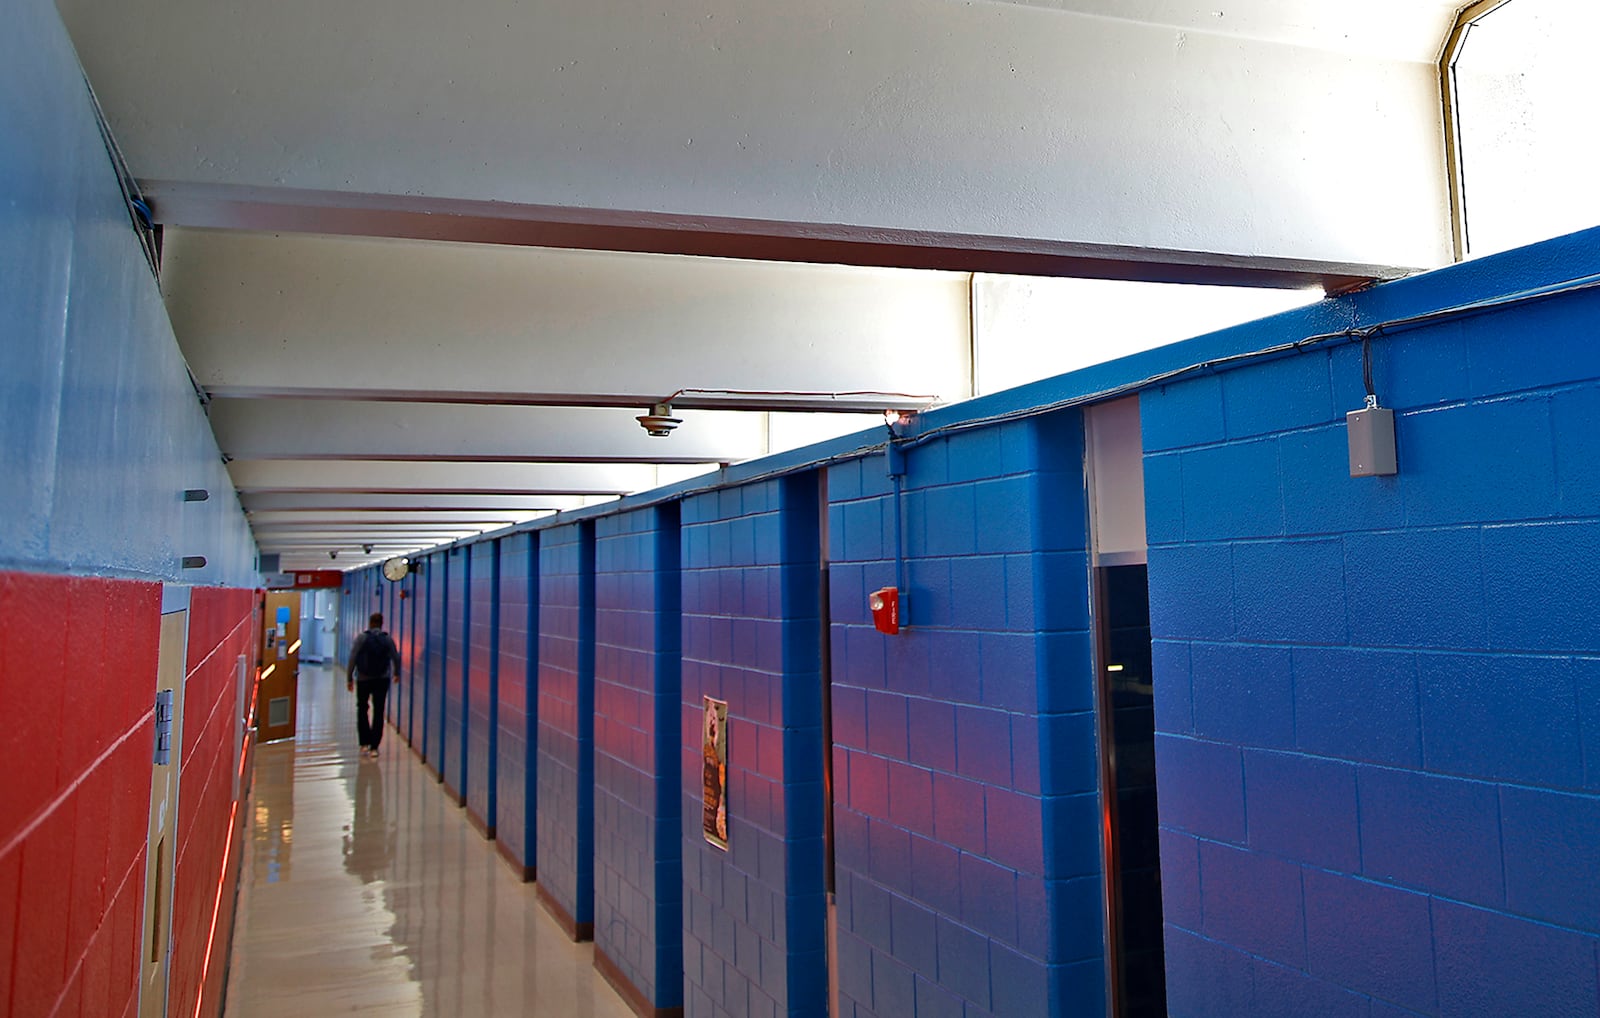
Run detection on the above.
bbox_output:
[701,696,729,851]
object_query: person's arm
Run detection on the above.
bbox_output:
[347,632,363,689]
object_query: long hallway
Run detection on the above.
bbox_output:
[222,665,633,1018]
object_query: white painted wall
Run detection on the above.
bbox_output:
[1085,396,1147,564]
[61,0,1451,270]
[0,0,256,585]
[973,274,1321,394]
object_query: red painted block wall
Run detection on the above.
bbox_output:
[168,588,255,1018]
[0,572,162,1018]
[0,574,255,1018]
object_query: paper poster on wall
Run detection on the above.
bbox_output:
[701,696,729,850]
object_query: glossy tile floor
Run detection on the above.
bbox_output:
[223,665,632,1018]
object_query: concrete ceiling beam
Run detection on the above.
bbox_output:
[63,0,1453,272]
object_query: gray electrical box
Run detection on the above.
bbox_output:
[1347,407,1397,477]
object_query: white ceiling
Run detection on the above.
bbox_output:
[56,0,1464,571]
[988,0,1464,61]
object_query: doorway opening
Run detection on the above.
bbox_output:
[1085,397,1165,1017]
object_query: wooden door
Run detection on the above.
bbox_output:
[138,603,187,1018]
[257,590,301,742]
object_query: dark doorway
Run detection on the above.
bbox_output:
[1096,562,1165,1017]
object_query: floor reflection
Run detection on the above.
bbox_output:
[223,664,631,1018]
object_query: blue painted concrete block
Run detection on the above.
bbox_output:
[1580,658,1600,792]
[922,485,979,558]
[1292,646,1421,768]
[954,706,1012,787]
[1463,293,1600,399]
[1279,425,1404,537]
[1157,829,1201,932]
[1142,452,1184,545]
[1143,375,1227,453]
[1041,792,1102,879]
[906,696,958,773]
[1500,785,1600,932]
[889,893,939,974]
[914,976,965,1018]
[1344,528,1486,650]
[1148,544,1236,643]
[1150,639,1192,736]
[1483,521,1600,653]
[987,941,1049,1017]
[958,851,1020,944]
[1232,539,1348,645]
[1249,958,1367,1018]
[1179,440,1284,541]
[1552,385,1600,515]
[1303,868,1436,1013]
[1045,874,1104,963]
[1243,749,1359,872]
[1357,765,1503,904]
[1038,711,1097,796]
[931,772,986,857]
[973,477,1035,555]
[1199,840,1305,969]
[870,952,916,1017]
[910,834,962,920]
[1155,735,1245,845]
[1221,348,1334,439]
[947,426,1009,485]
[1399,397,1556,526]
[1418,652,1582,787]
[934,917,992,1009]
[1433,899,1599,1017]
[1163,928,1254,1018]
[1189,643,1294,750]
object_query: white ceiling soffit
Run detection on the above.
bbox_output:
[226,461,709,497]
[206,401,773,465]
[165,229,971,409]
[61,0,1452,279]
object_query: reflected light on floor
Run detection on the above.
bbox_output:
[223,665,633,1018]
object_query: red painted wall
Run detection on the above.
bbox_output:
[0,572,162,1018]
[0,573,256,1018]
[168,588,256,1018]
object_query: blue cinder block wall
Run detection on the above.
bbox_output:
[466,539,499,834]
[537,521,598,938]
[443,544,470,800]
[593,505,685,1010]
[680,476,829,1018]
[1147,229,1600,1017]
[827,414,1105,1018]
[496,531,539,877]
[423,549,446,768]
[403,566,421,744]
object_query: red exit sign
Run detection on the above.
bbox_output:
[290,570,343,588]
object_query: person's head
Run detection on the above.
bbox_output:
[369,612,384,628]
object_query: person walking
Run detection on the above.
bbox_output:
[346,612,400,759]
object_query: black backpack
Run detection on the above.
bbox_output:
[354,630,394,678]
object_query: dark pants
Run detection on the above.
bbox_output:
[355,677,391,750]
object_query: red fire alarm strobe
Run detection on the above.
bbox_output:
[869,586,900,635]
